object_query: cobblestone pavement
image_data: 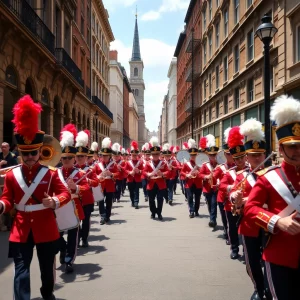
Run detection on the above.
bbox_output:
[0,189,253,300]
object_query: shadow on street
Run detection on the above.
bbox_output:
[0,232,12,273]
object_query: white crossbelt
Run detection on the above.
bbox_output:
[14,203,48,212]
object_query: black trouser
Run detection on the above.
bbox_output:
[104,191,113,219]
[9,231,58,300]
[218,202,228,237]
[225,210,239,253]
[81,204,94,242]
[186,185,202,214]
[173,175,178,193]
[59,226,79,264]
[265,261,300,300]
[148,183,164,216]
[114,180,123,201]
[122,178,127,193]
[242,235,264,296]
[127,181,141,205]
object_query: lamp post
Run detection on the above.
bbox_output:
[256,14,277,166]
[95,111,99,144]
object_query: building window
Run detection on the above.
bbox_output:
[270,66,274,93]
[216,100,219,118]
[234,87,240,109]
[81,16,85,36]
[41,88,49,104]
[247,0,253,9]
[234,44,239,73]
[223,56,228,82]
[224,9,228,38]
[135,89,139,97]
[87,28,90,45]
[209,32,212,58]
[247,29,254,61]
[209,0,212,21]
[5,66,17,86]
[203,40,207,65]
[87,6,90,25]
[203,9,207,30]
[92,13,95,29]
[204,79,207,100]
[209,106,212,121]
[297,25,300,62]
[215,65,219,89]
[215,22,220,48]
[224,95,228,114]
[234,0,239,24]
[248,77,254,103]
[204,109,207,124]
[134,67,138,77]
[209,73,212,95]
[216,0,220,7]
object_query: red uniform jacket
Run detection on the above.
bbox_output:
[165,158,179,180]
[141,158,151,180]
[58,167,90,220]
[143,160,168,190]
[75,164,99,205]
[115,159,127,180]
[125,159,144,183]
[243,162,300,269]
[213,163,236,203]
[95,160,120,193]
[199,162,218,193]
[0,163,71,243]
[180,160,202,189]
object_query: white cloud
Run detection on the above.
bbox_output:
[141,0,189,21]
[103,0,138,12]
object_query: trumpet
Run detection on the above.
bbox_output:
[188,165,200,179]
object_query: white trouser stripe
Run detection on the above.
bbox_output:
[265,261,278,300]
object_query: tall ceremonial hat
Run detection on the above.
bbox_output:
[223,127,231,153]
[75,130,90,155]
[121,147,126,156]
[144,142,151,154]
[173,145,180,154]
[188,138,198,155]
[182,142,189,150]
[112,142,122,155]
[150,136,161,154]
[130,140,139,154]
[162,143,172,155]
[270,95,300,144]
[206,134,219,154]
[88,141,99,157]
[228,126,246,158]
[141,144,146,153]
[101,137,113,155]
[60,124,78,157]
[240,118,266,153]
[199,137,207,153]
[12,95,44,151]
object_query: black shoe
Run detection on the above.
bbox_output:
[230,251,239,260]
[165,200,168,204]
[250,291,263,300]
[169,200,173,205]
[174,191,176,195]
[59,250,66,265]
[195,212,199,217]
[65,263,74,273]
[226,240,230,245]
[145,197,148,202]
[135,204,139,209]
[131,203,134,207]
[158,215,163,221]
[208,221,214,227]
[100,218,106,225]
[151,214,155,219]
[82,241,89,248]
[189,212,195,218]
[105,217,110,223]
[43,294,56,300]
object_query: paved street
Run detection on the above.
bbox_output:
[0,190,253,300]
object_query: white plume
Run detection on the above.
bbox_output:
[223,127,231,143]
[102,137,111,149]
[206,134,216,148]
[91,142,98,151]
[240,118,264,142]
[188,138,196,149]
[144,142,150,151]
[121,148,125,154]
[112,143,121,153]
[162,143,170,151]
[270,95,300,127]
[75,131,88,147]
[60,131,74,148]
[150,136,159,147]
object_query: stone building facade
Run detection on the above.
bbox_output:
[128,92,139,142]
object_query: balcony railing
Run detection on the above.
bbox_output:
[1,0,55,54]
[86,86,91,99]
[55,48,84,87]
[185,33,201,53]
[185,65,201,82]
[92,96,113,120]
[185,98,200,113]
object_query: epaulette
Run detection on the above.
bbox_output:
[11,153,15,157]
[256,165,280,177]
[236,167,249,175]
[48,165,57,171]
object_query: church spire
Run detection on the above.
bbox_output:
[131,11,141,61]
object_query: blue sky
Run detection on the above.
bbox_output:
[102,0,190,131]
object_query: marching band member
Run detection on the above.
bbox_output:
[112,143,126,203]
[57,124,89,273]
[75,131,98,247]
[97,138,120,224]
[143,137,169,220]
[141,143,152,202]
[163,145,178,205]
[121,148,128,196]
[0,95,71,300]
[125,141,144,209]
[199,135,219,228]
[180,139,202,218]
[244,96,300,299]
[213,128,235,244]
[180,142,189,200]
[172,146,180,195]
[231,119,268,300]
[219,127,248,260]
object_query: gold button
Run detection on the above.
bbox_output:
[29,180,32,184]
[31,219,33,222]
[29,171,32,175]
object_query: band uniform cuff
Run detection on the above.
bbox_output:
[267,215,281,234]
[75,185,80,195]
[52,197,60,209]
[0,200,6,214]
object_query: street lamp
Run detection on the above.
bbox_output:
[94,111,99,143]
[256,14,277,166]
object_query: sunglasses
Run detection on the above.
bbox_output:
[76,155,86,158]
[21,150,38,156]
[62,156,74,160]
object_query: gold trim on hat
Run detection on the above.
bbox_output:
[252,141,260,149]
[292,123,300,136]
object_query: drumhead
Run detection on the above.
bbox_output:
[176,150,190,163]
[216,151,226,165]
[196,153,209,166]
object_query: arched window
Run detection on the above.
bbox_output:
[134,67,138,77]
[135,89,139,97]
[41,88,49,104]
[5,66,17,87]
